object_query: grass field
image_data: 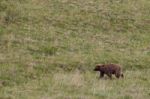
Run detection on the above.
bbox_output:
[0,0,150,99]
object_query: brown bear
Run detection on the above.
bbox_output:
[94,64,124,79]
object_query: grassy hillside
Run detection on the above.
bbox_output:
[0,0,150,99]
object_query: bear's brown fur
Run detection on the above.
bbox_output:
[94,64,124,79]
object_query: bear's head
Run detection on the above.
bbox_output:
[94,64,104,71]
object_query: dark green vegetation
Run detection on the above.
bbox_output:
[0,0,150,99]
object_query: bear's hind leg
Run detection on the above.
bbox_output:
[121,74,124,78]
[115,73,120,79]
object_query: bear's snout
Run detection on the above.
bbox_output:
[93,67,99,71]
[93,68,97,71]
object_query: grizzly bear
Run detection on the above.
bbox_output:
[94,64,124,79]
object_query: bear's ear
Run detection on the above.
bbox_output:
[96,64,104,67]
[101,64,105,67]
[96,64,102,66]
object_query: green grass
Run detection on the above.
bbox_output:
[1,70,150,99]
[0,0,150,99]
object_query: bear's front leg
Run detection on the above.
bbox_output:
[106,73,112,79]
[100,72,104,78]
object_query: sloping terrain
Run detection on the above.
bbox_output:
[0,0,150,99]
